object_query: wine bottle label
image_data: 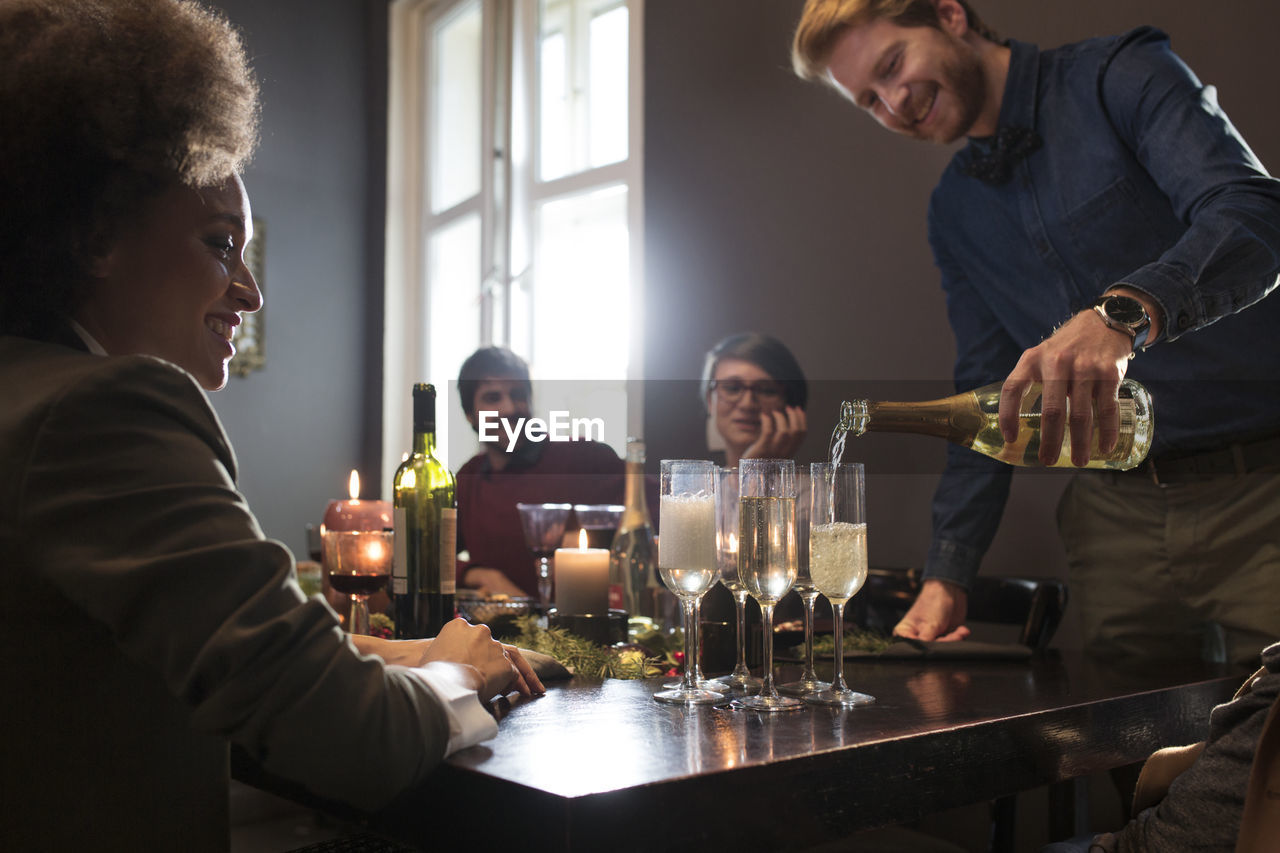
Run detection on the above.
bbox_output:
[439,508,457,595]
[392,507,409,595]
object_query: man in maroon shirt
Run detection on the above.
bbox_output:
[454,347,633,597]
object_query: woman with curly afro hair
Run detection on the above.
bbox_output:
[0,2,541,848]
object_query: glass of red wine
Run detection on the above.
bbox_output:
[323,529,393,635]
[572,503,625,549]
[515,502,573,611]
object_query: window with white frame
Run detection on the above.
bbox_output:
[384,0,643,478]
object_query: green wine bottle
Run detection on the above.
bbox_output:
[392,383,457,638]
[833,378,1154,470]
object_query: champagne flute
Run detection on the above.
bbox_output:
[731,459,803,712]
[711,467,762,692]
[805,462,874,707]
[778,468,831,697]
[515,502,573,610]
[653,460,724,705]
[325,529,393,636]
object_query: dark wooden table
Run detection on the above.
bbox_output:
[236,653,1237,852]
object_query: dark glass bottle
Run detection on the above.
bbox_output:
[392,384,457,638]
[608,438,660,634]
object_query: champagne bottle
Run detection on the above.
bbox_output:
[834,378,1154,470]
[608,438,660,634]
[392,384,457,638]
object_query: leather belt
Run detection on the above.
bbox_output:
[1117,433,1280,486]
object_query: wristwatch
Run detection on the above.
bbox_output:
[1091,293,1151,352]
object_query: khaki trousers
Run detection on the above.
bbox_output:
[1057,467,1280,670]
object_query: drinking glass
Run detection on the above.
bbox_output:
[731,459,803,712]
[515,502,573,610]
[779,469,831,697]
[711,467,762,692]
[324,529,393,636]
[572,504,624,549]
[653,460,724,705]
[805,462,874,707]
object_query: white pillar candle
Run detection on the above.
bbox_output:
[554,529,611,615]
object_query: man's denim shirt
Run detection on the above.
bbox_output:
[925,28,1280,588]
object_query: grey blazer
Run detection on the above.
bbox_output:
[0,335,450,850]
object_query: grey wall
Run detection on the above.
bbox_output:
[201,0,1280,648]
[207,0,386,558]
[641,0,1280,648]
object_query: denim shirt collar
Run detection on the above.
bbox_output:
[959,39,1040,162]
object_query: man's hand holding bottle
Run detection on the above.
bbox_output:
[999,287,1162,467]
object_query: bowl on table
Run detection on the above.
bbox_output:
[456,592,535,637]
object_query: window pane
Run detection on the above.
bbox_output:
[431,2,482,213]
[532,185,628,380]
[428,214,482,466]
[588,6,627,168]
[510,267,532,361]
[538,0,629,181]
[539,30,570,181]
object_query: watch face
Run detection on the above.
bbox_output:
[1104,295,1147,325]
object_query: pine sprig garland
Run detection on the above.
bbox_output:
[503,615,666,679]
[804,627,893,658]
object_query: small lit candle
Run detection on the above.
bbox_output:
[554,528,610,615]
[325,529,394,575]
[358,531,392,574]
[322,470,393,533]
[321,470,393,578]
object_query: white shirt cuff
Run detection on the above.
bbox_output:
[413,662,498,754]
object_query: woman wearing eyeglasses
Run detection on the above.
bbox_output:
[701,333,808,467]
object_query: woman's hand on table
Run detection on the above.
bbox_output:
[351,633,433,667]
[741,405,807,461]
[893,579,971,642]
[424,617,545,699]
[352,619,545,699]
[462,567,528,598]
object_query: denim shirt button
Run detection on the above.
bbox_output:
[1177,311,1192,330]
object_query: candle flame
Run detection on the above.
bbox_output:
[578,528,588,549]
[348,469,360,500]
[364,537,388,563]
[728,532,738,554]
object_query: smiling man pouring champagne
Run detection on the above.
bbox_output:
[791,0,1280,670]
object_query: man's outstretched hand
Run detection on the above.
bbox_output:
[892,579,971,642]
